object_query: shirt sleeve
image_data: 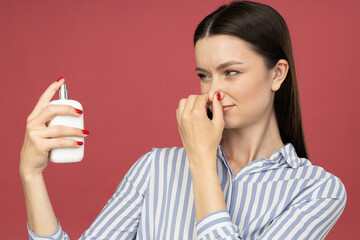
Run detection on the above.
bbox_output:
[195,210,241,239]
[257,175,347,240]
[27,219,69,240]
[26,149,154,240]
[195,175,347,240]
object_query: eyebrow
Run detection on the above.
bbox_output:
[195,60,244,72]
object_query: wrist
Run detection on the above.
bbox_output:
[20,169,43,184]
[189,160,217,175]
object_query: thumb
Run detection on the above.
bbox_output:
[212,93,224,124]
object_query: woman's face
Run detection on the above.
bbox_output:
[195,34,281,129]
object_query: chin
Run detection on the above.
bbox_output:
[223,119,242,129]
[223,114,251,129]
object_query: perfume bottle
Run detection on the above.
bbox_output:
[48,84,84,163]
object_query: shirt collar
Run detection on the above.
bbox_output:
[273,142,302,168]
[217,142,303,170]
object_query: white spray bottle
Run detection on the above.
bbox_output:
[48,84,84,163]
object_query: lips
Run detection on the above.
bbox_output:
[207,103,235,112]
[222,104,235,108]
[207,103,234,108]
[223,104,235,112]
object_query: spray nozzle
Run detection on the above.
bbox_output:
[59,84,68,100]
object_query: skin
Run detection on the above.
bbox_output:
[176,34,289,222]
[20,77,89,235]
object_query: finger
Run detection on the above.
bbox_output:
[176,108,180,125]
[40,138,83,152]
[193,94,208,118]
[27,77,65,123]
[212,92,224,124]
[37,125,89,138]
[30,104,82,127]
[176,108,184,140]
[177,98,187,121]
[182,95,198,117]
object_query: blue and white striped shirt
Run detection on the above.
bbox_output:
[28,142,347,239]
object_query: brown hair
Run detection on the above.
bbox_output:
[194,0,309,159]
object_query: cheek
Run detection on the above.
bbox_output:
[233,77,270,114]
[233,79,258,101]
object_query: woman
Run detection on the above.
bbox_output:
[20,1,346,239]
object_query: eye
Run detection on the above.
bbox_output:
[225,70,240,77]
[197,73,210,81]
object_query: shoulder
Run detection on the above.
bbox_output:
[148,146,186,159]
[130,147,190,187]
[295,159,347,203]
[133,146,187,168]
[121,147,187,192]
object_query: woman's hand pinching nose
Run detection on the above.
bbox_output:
[176,93,224,172]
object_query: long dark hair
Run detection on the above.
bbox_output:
[194,0,309,159]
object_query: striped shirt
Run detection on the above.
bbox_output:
[27,142,347,239]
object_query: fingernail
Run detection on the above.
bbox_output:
[77,141,84,145]
[82,129,89,135]
[56,76,64,82]
[216,92,220,101]
[75,109,83,115]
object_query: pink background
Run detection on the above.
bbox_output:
[0,0,359,238]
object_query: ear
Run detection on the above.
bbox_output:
[271,59,289,92]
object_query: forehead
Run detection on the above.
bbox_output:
[195,35,260,67]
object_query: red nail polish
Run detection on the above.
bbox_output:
[216,93,220,101]
[82,130,89,135]
[56,76,64,82]
[77,141,83,145]
[75,109,83,114]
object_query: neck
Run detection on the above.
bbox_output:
[220,106,284,168]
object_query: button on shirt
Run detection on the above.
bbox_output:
[27,143,347,239]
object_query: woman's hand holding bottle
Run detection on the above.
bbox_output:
[19,77,90,236]
[19,77,88,178]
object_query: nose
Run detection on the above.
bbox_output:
[207,78,224,102]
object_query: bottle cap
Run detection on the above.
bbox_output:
[59,84,68,100]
